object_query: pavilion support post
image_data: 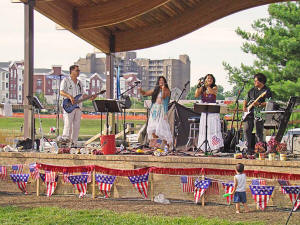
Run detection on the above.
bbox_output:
[105,34,116,134]
[24,0,35,141]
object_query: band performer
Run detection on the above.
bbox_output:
[139,76,173,150]
[195,74,224,152]
[60,65,96,147]
[243,73,272,154]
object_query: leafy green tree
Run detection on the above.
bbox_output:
[35,92,47,105]
[223,2,300,101]
[186,85,197,100]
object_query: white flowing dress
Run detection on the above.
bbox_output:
[197,94,224,151]
[147,91,173,145]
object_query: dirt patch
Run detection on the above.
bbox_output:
[0,192,299,225]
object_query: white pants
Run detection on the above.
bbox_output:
[62,108,82,144]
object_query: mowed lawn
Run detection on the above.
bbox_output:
[0,117,145,139]
[0,206,264,225]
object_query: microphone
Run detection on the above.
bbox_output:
[134,81,141,84]
[184,81,190,88]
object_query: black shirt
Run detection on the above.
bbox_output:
[246,85,272,104]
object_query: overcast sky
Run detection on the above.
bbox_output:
[0,1,270,91]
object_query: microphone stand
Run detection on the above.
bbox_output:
[56,74,63,137]
[234,81,246,153]
[176,82,189,102]
[119,82,140,149]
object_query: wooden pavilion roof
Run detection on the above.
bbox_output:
[21,0,289,53]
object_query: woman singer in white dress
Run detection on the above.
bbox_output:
[139,76,173,150]
[195,74,224,152]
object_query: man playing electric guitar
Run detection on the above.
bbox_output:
[60,65,97,147]
[243,73,272,154]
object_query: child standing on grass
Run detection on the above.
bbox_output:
[232,163,249,213]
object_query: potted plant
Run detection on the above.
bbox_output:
[267,137,278,160]
[276,142,287,161]
[255,142,266,160]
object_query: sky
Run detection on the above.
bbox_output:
[0,1,270,91]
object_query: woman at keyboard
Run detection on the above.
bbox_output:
[195,74,224,153]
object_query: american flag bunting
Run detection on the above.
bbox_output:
[95,174,116,198]
[180,176,194,193]
[10,174,29,194]
[194,179,210,204]
[68,175,88,198]
[249,185,274,210]
[222,182,234,204]
[128,173,149,198]
[0,166,7,180]
[281,186,300,211]
[278,179,290,194]
[40,172,59,197]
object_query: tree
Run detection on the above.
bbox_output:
[35,92,47,105]
[186,85,197,100]
[223,2,300,101]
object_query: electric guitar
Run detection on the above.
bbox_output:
[62,90,106,113]
[242,91,267,121]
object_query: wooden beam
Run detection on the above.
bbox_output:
[114,0,289,52]
[77,0,171,29]
[32,0,111,52]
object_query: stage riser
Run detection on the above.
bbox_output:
[0,152,299,209]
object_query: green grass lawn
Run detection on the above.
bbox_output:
[0,117,145,140]
[0,206,264,225]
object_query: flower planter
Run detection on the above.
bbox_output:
[268,153,276,161]
[258,153,266,160]
[280,153,287,161]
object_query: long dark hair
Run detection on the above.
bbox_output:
[202,74,216,92]
[151,76,169,104]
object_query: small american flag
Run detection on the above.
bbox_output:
[194,179,210,204]
[40,172,58,197]
[205,178,219,195]
[29,163,39,180]
[0,166,7,180]
[95,174,116,198]
[249,185,274,210]
[12,164,23,174]
[278,179,290,194]
[281,186,300,211]
[211,136,221,146]
[10,174,29,194]
[128,173,149,198]
[68,175,88,198]
[251,179,266,185]
[180,176,194,193]
[222,182,234,204]
[62,172,72,183]
[81,172,92,183]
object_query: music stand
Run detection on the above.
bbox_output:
[93,100,121,135]
[27,96,44,150]
[194,104,220,155]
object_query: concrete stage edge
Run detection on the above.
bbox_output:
[0,152,299,209]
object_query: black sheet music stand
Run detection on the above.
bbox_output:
[93,100,121,135]
[194,104,220,155]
